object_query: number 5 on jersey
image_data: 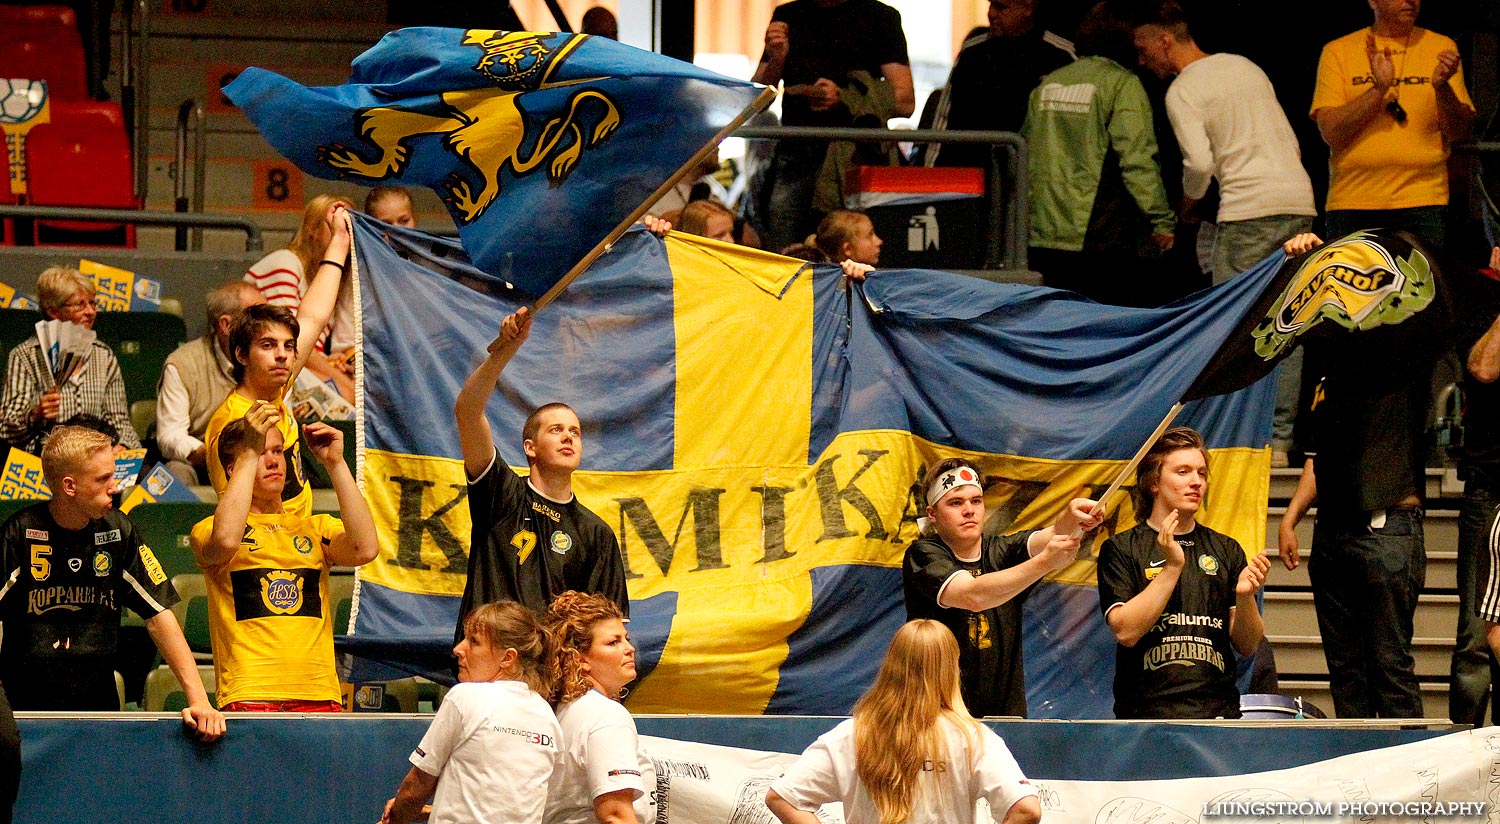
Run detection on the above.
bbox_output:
[30,545,50,580]
[511,530,537,564]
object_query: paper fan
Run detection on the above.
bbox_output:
[35,319,96,387]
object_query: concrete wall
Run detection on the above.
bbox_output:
[0,246,262,339]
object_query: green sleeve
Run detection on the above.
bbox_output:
[1108,73,1175,235]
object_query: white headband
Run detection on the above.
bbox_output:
[926,466,982,506]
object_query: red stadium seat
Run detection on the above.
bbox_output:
[0,5,78,29]
[0,38,87,101]
[25,121,139,247]
[0,150,15,245]
[0,21,83,50]
[48,99,123,129]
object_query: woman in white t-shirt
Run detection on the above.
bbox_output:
[544,591,657,824]
[381,602,562,824]
[766,620,1040,824]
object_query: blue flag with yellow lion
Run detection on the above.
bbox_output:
[225,28,763,298]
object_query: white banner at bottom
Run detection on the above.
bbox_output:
[642,729,1500,824]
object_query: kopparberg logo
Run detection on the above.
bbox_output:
[1253,231,1434,360]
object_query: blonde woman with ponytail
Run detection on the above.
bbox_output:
[766,620,1041,824]
[381,602,562,824]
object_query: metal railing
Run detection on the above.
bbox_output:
[731,125,1029,271]
[0,205,263,251]
[121,0,152,203]
[174,100,208,251]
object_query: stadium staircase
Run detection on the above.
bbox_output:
[110,0,454,254]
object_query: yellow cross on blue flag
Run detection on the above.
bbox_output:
[337,216,1468,717]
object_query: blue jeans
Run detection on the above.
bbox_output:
[1211,213,1315,448]
[760,142,824,254]
[1325,205,1446,251]
[1309,506,1427,718]
[1452,484,1500,725]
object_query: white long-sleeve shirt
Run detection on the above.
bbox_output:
[155,338,235,463]
[1165,53,1315,223]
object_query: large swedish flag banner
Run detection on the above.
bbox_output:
[224,28,763,298]
[347,211,1286,718]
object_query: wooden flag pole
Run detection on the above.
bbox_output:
[530,85,779,313]
[1070,401,1185,538]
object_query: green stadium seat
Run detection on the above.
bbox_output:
[382,678,418,713]
[127,502,217,580]
[143,663,216,712]
[329,418,357,476]
[0,307,41,385]
[416,679,445,713]
[93,311,187,406]
[130,399,156,443]
[168,573,213,660]
[0,499,37,523]
[330,572,355,634]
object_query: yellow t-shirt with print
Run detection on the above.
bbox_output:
[190,511,344,706]
[203,390,312,518]
[1311,27,1474,211]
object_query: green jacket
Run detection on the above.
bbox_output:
[1023,56,1174,251]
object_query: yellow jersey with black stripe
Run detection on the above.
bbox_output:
[203,390,313,518]
[191,510,343,706]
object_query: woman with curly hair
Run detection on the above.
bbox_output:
[544,591,656,824]
[766,620,1040,824]
[381,602,561,824]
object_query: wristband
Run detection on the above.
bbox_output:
[319,259,346,273]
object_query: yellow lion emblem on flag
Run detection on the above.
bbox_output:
[317,30,620,225]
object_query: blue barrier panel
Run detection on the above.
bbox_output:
[14,714,1459,824]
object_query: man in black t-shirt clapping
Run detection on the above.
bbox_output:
[902,457,1099,717]
[452,307,629,644]
[1098,426,1270,719]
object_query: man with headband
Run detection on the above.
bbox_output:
[903,457,1101,717]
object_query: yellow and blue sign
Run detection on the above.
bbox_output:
[347,214,1289,718]
[0,281,38,309]
[120,462,200,513]
[0,447,49,500]
[78,260,163,312]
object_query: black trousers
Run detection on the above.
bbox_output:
[0,680,19,824]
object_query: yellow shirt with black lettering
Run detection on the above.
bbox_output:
[1311,27,1474,210]
[203,390,312,518]
[190,511,344,706]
